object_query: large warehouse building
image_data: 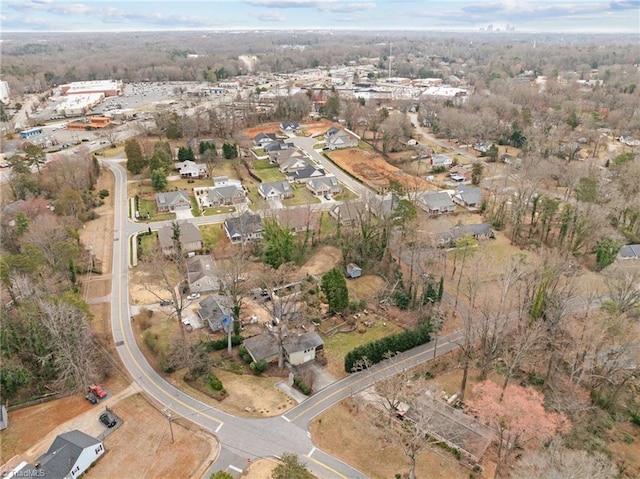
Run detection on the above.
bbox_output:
[60,80,123,97]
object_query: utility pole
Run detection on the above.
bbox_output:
[164,408,174,443]
[388,42,393,79]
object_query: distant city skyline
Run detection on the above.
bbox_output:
[2,0,639,33]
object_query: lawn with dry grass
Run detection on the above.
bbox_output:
[86,394,215,479]
[311,397,470,479]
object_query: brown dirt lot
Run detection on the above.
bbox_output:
[86,393,216,479]
[243,122,283,139]
[327,148,433,193]
[298,245,343,278]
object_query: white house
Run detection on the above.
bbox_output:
[13,430,105,479]
[430,154,453,168]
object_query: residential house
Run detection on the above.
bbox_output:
[346,263,362,278]
[224,211,264,243]
[175,160,207,178]
[205,185,246,207]
[430,154,453,168]
[267,208,319,234]
[330,201,366,226]
[324,129,359,150]
[280,121,300,134]
[369,195,399,219]
[158,222,203,256]
[187,254,220,293]
[419,191,456,214]
[306,175,341,197]
[279,156,310,174]
[453,185,484,209]
[287,164,326,183]
[243,330,324,366]
[253,132,277,148]
[197,295,233,332]
[437,222,494,247]
[155,190,191,212]
[285,331,324,366]
[264,140,293,154]
[449,165,472,182]
[474,141,492,154]
[212,176,241,187]
[618,244,640,260]
[324,126,340,138]
[13,430,105,479]
[258,181,293,200]
[269,147,304,166]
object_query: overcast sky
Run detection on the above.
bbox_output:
[2,0,639,33]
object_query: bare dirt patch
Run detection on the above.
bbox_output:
[244,457,282,479]
[300,119,335,137]
[346,274,385,302]
[243,122,283,139]
[298,245,343,277]
[86,393,216,479]
[327,148,433,193]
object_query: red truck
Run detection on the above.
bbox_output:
[89,384,107,399]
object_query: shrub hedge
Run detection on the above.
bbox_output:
[344,323,432,372]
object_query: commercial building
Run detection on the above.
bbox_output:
[56,93,105,117]
[66,116,111,130]
[60,80,123,97]
[0,81,10,104]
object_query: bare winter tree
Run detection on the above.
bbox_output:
[38,298,101,393]
[601,266,640,314]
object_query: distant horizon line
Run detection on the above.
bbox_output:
[2,27,635,35]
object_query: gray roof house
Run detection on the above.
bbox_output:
[329,201,366,226]
[270,147,304,165]
[224,211,264,243]
[453,185,484,209]
[325,129,359,150]
[205,185,246,206]
[437,222,494,246]
[156,190,191,212]
[197,295,233,332]
[370,195,399,219]
[618,244,640,260]
[266,208,319,234]
[175,160,207,178]
[244,330,324,366]
[264,140,291,153]
[287,164,326,183]
[280,121,300,133]
[430,154,453,168]
[14,430,105,479]
[306,175,341,196]
[187,254,220,293]
[158,222,203,256]
[419,191,456,214]
[258,181,293,200]
[279,155,310,173]
[253,132,277,147]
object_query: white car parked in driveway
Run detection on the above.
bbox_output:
[187,293,200,300]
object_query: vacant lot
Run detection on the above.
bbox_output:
[311,397,471,479]
[298,245,342,277]
[327,147,433,193]
[86,394,215,479]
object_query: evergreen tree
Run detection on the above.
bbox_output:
[150,169,167,191]
[222,142,238,159]
[271,453,314,479]
[178,146,195,161]
[263,221,294,269]
[125,139,146,174]
[321,268,349,313]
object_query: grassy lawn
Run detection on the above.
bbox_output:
[246,186,269,211]
[313,141,325,149]
[101,144,125,158]
[200,223,227,248]
[322,320,404,377]
[282,185,321,207]
[138,232,158,257]
[190,196,202,217]
[333,187,358,202]
[317,211,338,237]
[203,205,236,216]
[252,161,286,183]
[137,198,175,222]
[252,148,266,156]
[169,178,212,191]
[212,159,242,179]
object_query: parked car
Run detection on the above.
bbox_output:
[99,412,117,428]
[187,293,200,300]
[89,384,107,399]
[85,393,98,405]
[160,299,174,306]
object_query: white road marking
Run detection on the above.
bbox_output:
[228,465,242,473]
[308,447,316,456]
[281,415,291,422]
[215,423,223,433]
